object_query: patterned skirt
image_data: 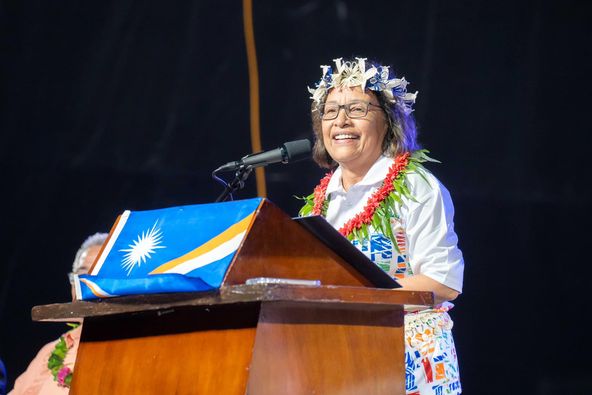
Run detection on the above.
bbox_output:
[404,311,462,395]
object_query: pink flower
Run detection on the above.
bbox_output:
[57,367,71,386]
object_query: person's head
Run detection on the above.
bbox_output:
[69,232,108,300]
[308,57,420,169]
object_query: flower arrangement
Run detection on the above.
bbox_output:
[308,57,418,115]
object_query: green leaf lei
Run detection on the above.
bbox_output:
[47,323,79,387]
[298,149,438,252]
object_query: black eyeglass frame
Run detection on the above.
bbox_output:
[320,101,383,120]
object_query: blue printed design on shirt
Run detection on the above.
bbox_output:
[352,232,411,277]
[434,353,446,363]
[448,380,461,392]
[353,233,394,271]
[405,350,420,392]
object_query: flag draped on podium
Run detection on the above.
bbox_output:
[75,198,263,300]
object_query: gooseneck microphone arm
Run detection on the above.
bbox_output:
[213,165,253,203]
[212,139,311,202]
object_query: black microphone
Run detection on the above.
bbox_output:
[214,139,312,173]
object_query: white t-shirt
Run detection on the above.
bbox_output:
[324,155,464,293]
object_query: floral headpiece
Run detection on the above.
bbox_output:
[308,57,418,115]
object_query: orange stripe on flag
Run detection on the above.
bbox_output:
[149,212,255,274]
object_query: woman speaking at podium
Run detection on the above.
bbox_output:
[300,57,464,395]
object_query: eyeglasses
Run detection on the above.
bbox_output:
[320,101,382,120]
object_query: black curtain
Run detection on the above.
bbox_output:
[1,1,590,393]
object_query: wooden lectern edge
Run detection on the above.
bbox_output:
[31,284,434,322]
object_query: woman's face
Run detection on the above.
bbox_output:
[321,86,387,172]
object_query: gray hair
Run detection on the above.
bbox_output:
[71,232,108,274]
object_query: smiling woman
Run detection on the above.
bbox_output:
[299,57,465,395]
[321,87,387,190]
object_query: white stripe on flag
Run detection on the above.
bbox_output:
[161,231,246,274]
[91,210,131,275]
[79,278,117,298]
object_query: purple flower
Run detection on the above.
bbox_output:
[57,367,71,386]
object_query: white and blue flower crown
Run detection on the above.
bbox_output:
[308,57,418,115]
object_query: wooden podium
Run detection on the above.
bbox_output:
[32,200,433,394]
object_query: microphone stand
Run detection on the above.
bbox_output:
[214,165,253,203]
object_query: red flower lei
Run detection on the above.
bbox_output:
[312,152,410,238]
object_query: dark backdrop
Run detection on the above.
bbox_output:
[1,1,590,393]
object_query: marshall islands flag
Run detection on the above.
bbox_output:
[74,198,263,300]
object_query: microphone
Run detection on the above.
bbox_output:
[214,139,312,173]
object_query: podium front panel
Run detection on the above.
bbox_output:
[70,303,259,394]
[248,301,405,395]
